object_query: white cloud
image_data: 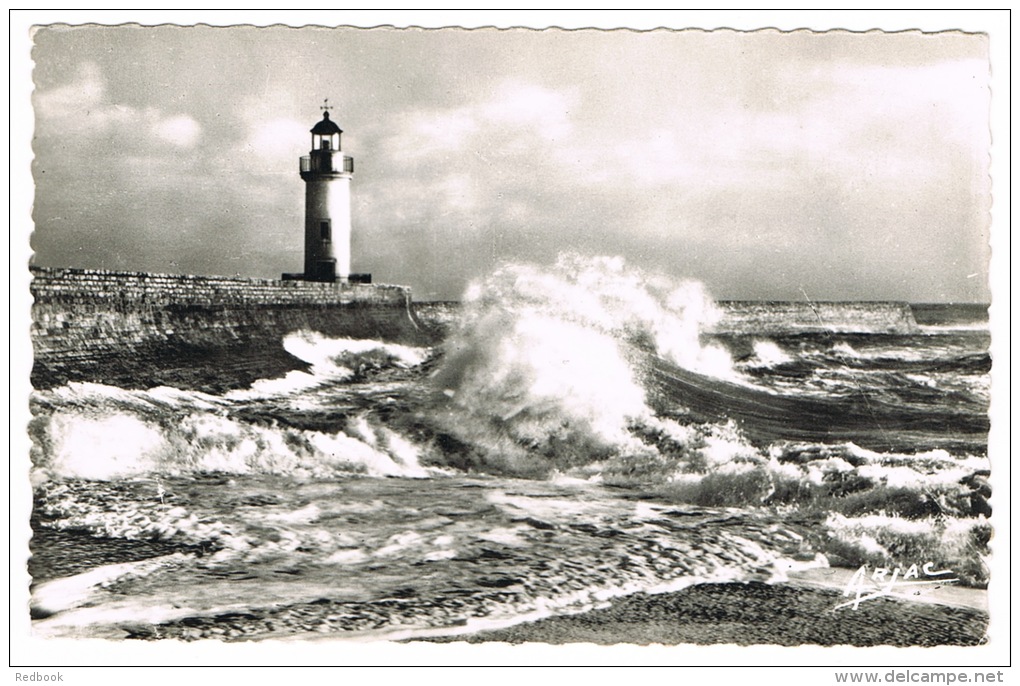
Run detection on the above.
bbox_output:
[383,82,575,166]
[248,117,307,159]
[562,57,989,191]
[36,62,203,150]
[369,84,580,229]
[481,83,574,141]
[382,109,479,162]
[34,62,105,118]
[831,60,989,144]
[436,174,477,211]
[154,115,201,147]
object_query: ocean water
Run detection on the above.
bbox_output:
[27,256,992,642]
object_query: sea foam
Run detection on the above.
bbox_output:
[429,254,737,473]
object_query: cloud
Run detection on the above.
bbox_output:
[481,83,574,141]
[247,118,307,160]
[368,83,578,227]
[380,82,574,165]
[154,115,201,147]
[33,62,105,121]
[35,61,203,151]
[404,110,480,156]
[354,57,990,300]
[831,60,990,143]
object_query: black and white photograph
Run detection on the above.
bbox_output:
[11,10,1009,675]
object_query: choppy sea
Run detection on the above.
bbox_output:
[27,256,991,642]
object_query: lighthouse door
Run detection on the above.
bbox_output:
[315,260,336,282]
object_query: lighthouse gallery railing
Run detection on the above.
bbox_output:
[300,154,354,174]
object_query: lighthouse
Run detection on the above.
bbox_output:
[295,106,354,282]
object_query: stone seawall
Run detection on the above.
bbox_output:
[709,301,919,335]
[413,300,920,338]
[30,267,428,391]
[30,269,920,392]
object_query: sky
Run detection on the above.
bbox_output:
[28,22,992,302]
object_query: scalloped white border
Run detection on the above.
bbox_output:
[8,10,1011,676]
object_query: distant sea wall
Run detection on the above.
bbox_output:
[412,300,919,339]
[709,301,919,335]
[30,267,427,391]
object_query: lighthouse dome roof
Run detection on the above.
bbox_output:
[311,111,343,135]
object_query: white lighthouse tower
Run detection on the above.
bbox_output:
[297,105,354,282]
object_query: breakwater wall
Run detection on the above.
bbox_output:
[412,300,919,339]
[30,267,427,391]
[708,301,918,335]
[29,269,919,392]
